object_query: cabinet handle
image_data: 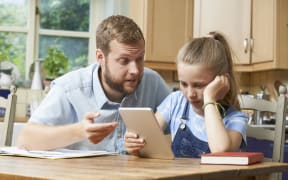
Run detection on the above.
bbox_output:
[243,38,248,54]
[250,38,254,53]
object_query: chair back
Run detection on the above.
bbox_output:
[0,86,17,146]
[239,86,287,180]
[15,89,47,122]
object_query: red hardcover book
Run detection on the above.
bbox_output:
[200,152,264,165]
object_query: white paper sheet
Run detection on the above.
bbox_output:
[0,146,117,159]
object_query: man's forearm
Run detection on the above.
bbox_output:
[17,123,84,150]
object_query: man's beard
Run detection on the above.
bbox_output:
[103,65,141,96]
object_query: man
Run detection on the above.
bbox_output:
[17,15,171,153]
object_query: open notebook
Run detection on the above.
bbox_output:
[0,146,116,159]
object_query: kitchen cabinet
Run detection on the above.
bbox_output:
[129,0,193,71]
[193,0,288,72]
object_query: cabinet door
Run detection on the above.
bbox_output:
[194,0,251,64]
[130,0,193,63]
[251,0,274,64]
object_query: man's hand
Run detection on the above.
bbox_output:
[80,112,118,144]
[124,131,145,155]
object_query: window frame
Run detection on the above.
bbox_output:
[0,0,128,82]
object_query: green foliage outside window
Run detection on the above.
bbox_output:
[0,32,26,78]
[0,0,91,86]
[0,1,27,27]
[39,0,89,73]
[40,0,90,31]
[0,1,26,80]
[0,35,12,62]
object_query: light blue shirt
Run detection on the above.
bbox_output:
[30,63,171,152]
[157,91,248,149]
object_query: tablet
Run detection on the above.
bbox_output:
[119,107,174,160]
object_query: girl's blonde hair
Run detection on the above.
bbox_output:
[177,31,240,109]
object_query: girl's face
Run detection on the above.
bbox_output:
[177,62,214,115]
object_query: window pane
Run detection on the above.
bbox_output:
[39,35,88,71]
[0,0,28,27]
[0,32,26,84]
[103,0,129,17]
[39,0,90,31]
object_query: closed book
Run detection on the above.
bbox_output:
[200,152,264,165]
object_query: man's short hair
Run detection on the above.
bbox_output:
[96,15,145,56]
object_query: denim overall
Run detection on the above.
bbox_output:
[172,102,210,158]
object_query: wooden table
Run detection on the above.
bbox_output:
[0,155,287,180]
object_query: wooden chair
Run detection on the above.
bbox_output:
[239,86,287,180]
[0,86,17,146]
[14,89,47,122]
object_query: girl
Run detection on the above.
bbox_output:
[125,32,248,158]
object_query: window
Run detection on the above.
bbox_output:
[0,0,129,88]
[38,0,90,73]
[0,0,28,86]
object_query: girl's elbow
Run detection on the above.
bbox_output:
[209,141,234,152]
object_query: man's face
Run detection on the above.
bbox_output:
[98,39,145,98]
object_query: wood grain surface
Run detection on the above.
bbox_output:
[0,154,287,180]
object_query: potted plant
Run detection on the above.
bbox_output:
[42,46,70,89]
[43,45,70,80]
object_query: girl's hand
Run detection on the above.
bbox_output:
[124,131,145,155]
[203,74,230,102]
